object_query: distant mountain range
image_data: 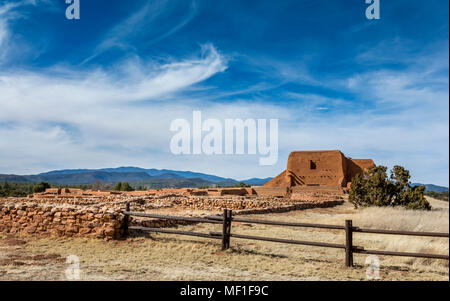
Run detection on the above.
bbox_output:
[0,167,447,192]
[411,183,449,193]
[0,167,273,188]
[38,167,235,183]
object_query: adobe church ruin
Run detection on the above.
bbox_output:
[0,150,372,240]
[263,150,374,189]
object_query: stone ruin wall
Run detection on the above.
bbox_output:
[1,150,364,240]
[0,191,344,240]
[29,187,255,200]
[0,200,125,240]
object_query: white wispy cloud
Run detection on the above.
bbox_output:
[82,0,198,65]
[1,43,227,106]
[0,0,55,64]
[0,1,17,62]
[0,41,230,174]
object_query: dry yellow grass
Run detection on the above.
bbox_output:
[0,198,448,281]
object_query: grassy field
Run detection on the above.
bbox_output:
[0,197,448,281]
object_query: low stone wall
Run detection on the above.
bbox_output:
[231,199,344,215]
[20,194,342,213]
[32,187,257,199]
[172,197,290,210]
[0,201,125,240]
[253,186,289,197]
[290,191,345,202]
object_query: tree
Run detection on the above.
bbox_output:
[349,165,431,210]
[120,182,134,191]
[1,181,10,197]
[347,174,366,208]
[33,182,51,193]
[113,181,134,191]
[391,165,410,190]
[113,182,122,191]
[398,185,431,210]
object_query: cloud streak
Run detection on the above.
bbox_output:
[1,43,227,107]
[82,0,198,65]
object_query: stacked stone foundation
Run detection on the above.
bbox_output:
[0,201,125,240]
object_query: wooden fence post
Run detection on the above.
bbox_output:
[226,209,232,249]
[123,202,130,238]
[222,209,228,250]
[345,219,353,267]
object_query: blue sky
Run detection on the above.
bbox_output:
[0,0,448,185]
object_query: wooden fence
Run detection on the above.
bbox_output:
[123,202,449,267]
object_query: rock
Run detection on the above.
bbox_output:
[79,228,92,235]
[65,226,78,233]
[25,226,36,234]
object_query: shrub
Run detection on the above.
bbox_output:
[113,181,134,191]
[349,165,431,210]
[113,182,122,191]
[120,182,134,191]
[33,181,51,193]
[226,182,251,188]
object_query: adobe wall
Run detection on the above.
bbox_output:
[253,186,289,197]
[350,159,375,172]
[286,150,347,187]
[263,170,289,188]
[263,150,375,190]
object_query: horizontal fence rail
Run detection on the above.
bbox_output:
[123,202,449,268]
[210,231,346,249]
[353,248,449,260]
[129,226,222,240]
[206,215,345,230]
[352,227,449,237]
[123,210,222,224]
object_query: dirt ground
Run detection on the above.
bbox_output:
[0,198,448,281]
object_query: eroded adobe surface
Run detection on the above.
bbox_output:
[264,150,375,193]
